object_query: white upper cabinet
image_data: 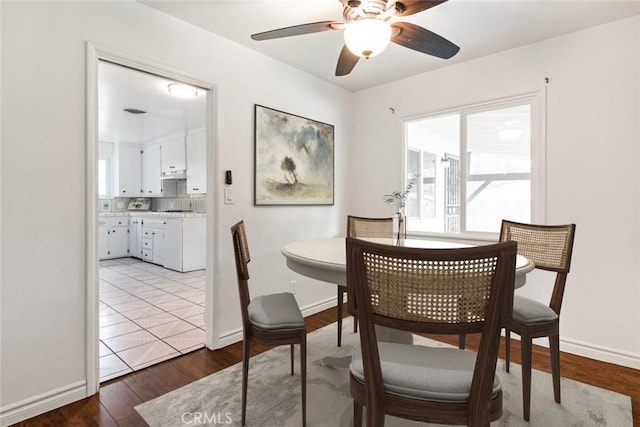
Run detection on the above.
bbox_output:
[142,144,162,196]
[160,134,186,174]
[186,128,206,194]
[114,144,142,197]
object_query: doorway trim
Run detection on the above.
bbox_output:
[85,42,217,394]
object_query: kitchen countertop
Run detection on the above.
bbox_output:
[99,211,206,218]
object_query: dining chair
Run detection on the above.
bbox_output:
[346,236,517,427]
[499,219,576,421]
[337,215,395,347]
[231,220,307,426]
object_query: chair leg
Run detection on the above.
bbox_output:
[290,343,295,375]
[520,333,533,421]
[353,400,363,427]
[337,288,344,347]
[458,334,465,349]
[505,328,511,373]
[353,313,358,333]
[242,338,250,426]
[300,332,307,427]
[550,334,561,403]
[366,401,385,427]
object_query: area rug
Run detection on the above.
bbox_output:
[136,322,632,426]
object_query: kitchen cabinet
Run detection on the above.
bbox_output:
[141,219,165,265]
[160,134,186,175]
[114,144,142,197]
[129,217,143,259]
[99,216,129,259]
[142,144,162,196]
[186,129,206,194]
[163,217,205,272]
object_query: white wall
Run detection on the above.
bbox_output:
[350,16,640,368]
[0,1,351,424]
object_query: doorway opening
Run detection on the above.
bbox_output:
[87,49,215,388]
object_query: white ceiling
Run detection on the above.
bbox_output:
[100,1,639,143]
[141,0,640,92]
[98,60,207,144]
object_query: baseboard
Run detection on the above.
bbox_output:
[214,296,338,350]
[0,381,87,427]
[559,337,640,370]
[505,333,640,370]
[300,296,338,318]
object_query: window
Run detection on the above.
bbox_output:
[405,94,544,238]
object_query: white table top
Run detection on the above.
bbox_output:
[282,237,534,287]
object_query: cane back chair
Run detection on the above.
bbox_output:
[347,237,517,427]
[499,219,576,421]
[337,216,395,347]
[231,220,307,426]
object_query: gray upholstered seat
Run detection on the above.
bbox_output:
[512,295,559,324]
[248,292,305,330]
[350,342,501,402]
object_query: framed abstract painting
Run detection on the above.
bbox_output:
[254,104,334,205]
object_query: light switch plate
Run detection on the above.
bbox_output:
[224,188,234,205]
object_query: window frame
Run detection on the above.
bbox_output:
[402,91,546,242]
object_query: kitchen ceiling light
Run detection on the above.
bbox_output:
[344,18,392,59]
[168,83,198,98]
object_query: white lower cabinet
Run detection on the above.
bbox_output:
[100,213,205,271]
[164,217,205,272]
[141,219,165,265]
[98,216,129,259]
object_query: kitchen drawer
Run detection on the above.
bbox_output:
[142,238,153,249]
[142,248,153,261]
[107,217,128,227]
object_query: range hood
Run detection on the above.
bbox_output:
[161,170,187,180]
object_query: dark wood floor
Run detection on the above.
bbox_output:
[14,306,640,426]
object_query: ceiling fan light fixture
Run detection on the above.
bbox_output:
[167,83,198,98]
[344,18,391,59]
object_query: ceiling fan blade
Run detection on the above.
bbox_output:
[251,21,342,41]
[335,45,360,76]
[394,0,448,16]
[391,22,459,59]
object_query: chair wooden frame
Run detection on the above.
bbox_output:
[499,219,576,421]
[347,237,517,427]
[231,220,307,426]
[336,216,395,347]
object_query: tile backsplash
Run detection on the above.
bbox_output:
[100,181,206,213]
[99,196,206,213]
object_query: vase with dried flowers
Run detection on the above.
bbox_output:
[383,178,415,241]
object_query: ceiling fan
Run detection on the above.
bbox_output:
[251,0,459,76]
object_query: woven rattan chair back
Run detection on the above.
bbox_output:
[347,215,394,239]
[500,220,575,273]
[347,237,517,426]
[499,220,575,314]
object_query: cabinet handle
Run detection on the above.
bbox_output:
[169,165,175,169]
[148,190,152,193]
[122,190,126,193]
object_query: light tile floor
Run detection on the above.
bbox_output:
[99,257,206,382]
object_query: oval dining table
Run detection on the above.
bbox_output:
[281,236,535,367]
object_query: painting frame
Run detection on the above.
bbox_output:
[254,104,335,206]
